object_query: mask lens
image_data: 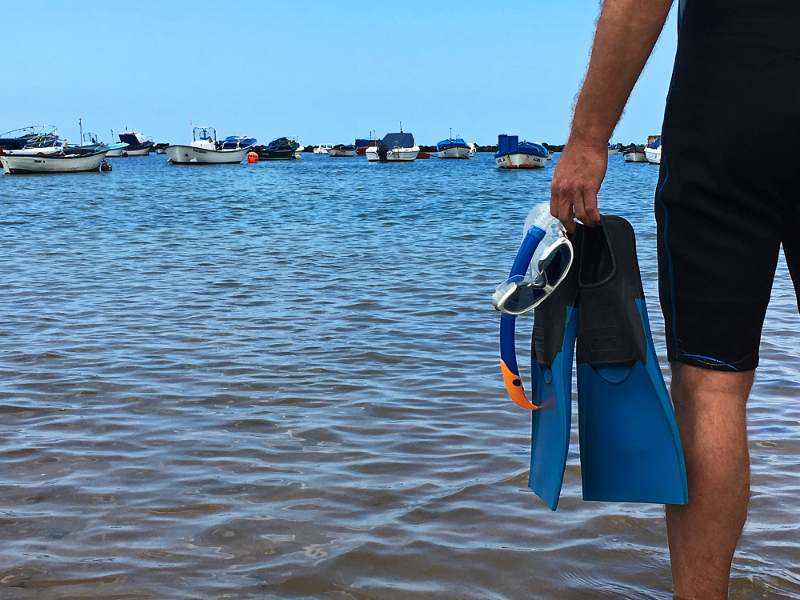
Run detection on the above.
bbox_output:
[503,283,547,314]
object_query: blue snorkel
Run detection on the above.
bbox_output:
[494,204,574,410]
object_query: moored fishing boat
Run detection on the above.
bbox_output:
[166,127,256,165]
[365,131,419,162]
[623,145,648,163]
[645,135,662,165]
[254,137,300,160]
[0,126,66,154]
[494,134,548,169]
[329,144,356,157]
[1,147,110,174]
[118,131,155,156]
[436,133,471,159]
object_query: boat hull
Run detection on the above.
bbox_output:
[645,147,662,164]
[437,146,471,159]
[166,145,250,164]
[125,147,151,156]
[495,152,547,169]
[256,149,297,160]
[329,149,355,157]
[624,152,648,163]
[1,150,109,174]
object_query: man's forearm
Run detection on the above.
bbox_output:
[569,0,674,148]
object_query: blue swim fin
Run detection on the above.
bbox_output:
[527,226,582,510]
[576,216,688,504]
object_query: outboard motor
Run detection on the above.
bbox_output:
[377,143,389,162]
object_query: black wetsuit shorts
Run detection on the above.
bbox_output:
[655,0,800,371]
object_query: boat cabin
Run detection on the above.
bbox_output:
[191,127,217,150]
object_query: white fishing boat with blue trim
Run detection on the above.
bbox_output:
[645,135,662,165]
[166,127,256,165]
[494,135,548,169]
[437,131,471,159]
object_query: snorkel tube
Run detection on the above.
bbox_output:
[499,231,544,410]
[495,204,571,410]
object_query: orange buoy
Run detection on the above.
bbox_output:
[246,151,258,163]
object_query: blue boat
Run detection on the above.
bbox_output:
[118,131,155,156]
[494,135,548,169]
[217,135,258,151]
[0,126,64,153]
[436,137,471,159]
[355,137,379,156]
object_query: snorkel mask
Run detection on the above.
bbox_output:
[493,204,574,410]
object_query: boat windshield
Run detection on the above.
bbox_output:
[193,127,217,142]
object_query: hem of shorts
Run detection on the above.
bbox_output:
[669,352,756,372]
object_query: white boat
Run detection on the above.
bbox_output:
[118,131,155,156]
[329,144,356,157]
[436,134,471,159]
[106,144,126,158]
[645,135,662,165]
[365,131,419,162]
[1,148,110,174]
[623,147,648,163]
[314,144,333,154]
[166,127,256,165]
[608,143,622,155]
[494,135,548,169]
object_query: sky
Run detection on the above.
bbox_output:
[3,2,677,147]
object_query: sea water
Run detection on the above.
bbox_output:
[0,154,798,599]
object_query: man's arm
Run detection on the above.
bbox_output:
[551,0,674,232]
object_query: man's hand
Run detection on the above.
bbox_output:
[550,143,607,233]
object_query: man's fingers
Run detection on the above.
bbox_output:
[581,189,602,226]
[550,178,577,233]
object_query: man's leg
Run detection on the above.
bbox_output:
[666,363,753,600]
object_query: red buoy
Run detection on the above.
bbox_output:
[246,151,258,163]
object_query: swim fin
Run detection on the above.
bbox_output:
[576,216,688,504]
[527,225,582,510]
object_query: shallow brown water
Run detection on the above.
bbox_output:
[0,154,798,599]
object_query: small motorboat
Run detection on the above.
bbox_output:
[608,143,623,155]
[645,135,662,165]
[366,131,419,162]
[0,126,66,154]
[1,147,111,174]
[495,135,548,169]
[417,151,431,159]
[436,133,471,159]
[253,137,300,160]
[623,145,648,163]
[166,127,256,165]
[118,131,155,156]
[329,144,356,157]
[313,143,333,155]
